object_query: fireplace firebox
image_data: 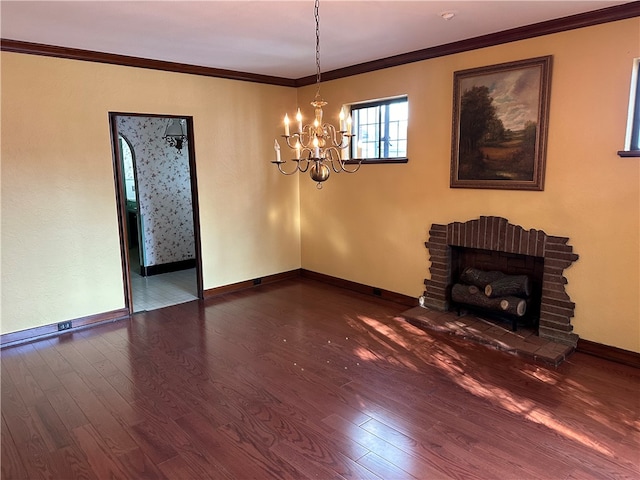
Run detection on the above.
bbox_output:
[423,216,579,347]
[450,246,544,330]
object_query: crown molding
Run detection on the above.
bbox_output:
[296,1,640,86]
[2,2,639,88]
[0,38,297,87]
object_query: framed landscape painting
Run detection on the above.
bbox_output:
[450,56,552,190]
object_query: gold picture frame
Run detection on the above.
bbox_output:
[450,56,552,191]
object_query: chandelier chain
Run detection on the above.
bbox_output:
[315,0,321,93]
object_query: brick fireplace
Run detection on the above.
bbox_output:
[423,216,579,347]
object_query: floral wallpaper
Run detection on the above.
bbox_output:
[117,116,195,268]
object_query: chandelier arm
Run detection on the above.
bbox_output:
[298,156,311,172]
[323,124,341,148]
[340,160,363,174]
[323,148,346,173]
[329,160,343,174]
[337,133,355,150]
[297,126,314,149]
[271,160,305,176]
[284,126,319,150]
[323,147,362,174]
[283,134,306,150]
[322,123,355,152]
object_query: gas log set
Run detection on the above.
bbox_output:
[451,267,531,331]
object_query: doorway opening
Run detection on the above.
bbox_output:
[110,113,203,313]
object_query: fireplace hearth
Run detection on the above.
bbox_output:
[422,216,579,347]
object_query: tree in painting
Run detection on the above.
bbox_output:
[459,86,501,157]
[457,67,540,181]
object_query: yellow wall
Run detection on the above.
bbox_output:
[2,18,639,353]
[299,19,640,352]
[1,53,300,335]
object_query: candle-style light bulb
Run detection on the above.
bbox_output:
[274,139,282,162]
[347,115,352,135]
[284,114,290,136]
[296,108,303,133]
[339,108,346,132]
[295,140,301,159]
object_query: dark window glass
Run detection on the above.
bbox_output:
[350,97,408,160]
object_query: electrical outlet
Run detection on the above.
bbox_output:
[57,321,72,331]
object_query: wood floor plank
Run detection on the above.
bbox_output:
[79,329,139,382]
[269,439,349,480]
[2,401,62,479]
[72,424,129,480]
[357,394,569,479]
[35,339,74,376]
[19,344,63,393]
[115,447,168,480]
[78,371,142,427]
[43,385,89,432]
[270,436,387,480]
[234,358,375,431]
[217,421,309,480]
[27,401,74,452]
[115,358,193,421]
[133,414,234,480]
[156,453,208,479]
[323,413,460,479]
[48,444,100,480]
[57,370,139,455]
[247,396,372,469]
[1,347,46,407]
[430,420,566,480]
[175,411,286,479]
[70,335,109,365]
[2,278,638,480]
[356,451,421,480]
[128,418,179,465]
[0,415,29,480]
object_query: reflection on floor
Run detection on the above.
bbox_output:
[129,249,197,312]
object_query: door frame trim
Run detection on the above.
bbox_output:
[109,112,204,313]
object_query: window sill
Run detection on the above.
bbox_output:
[344,157,409,165]
[618,150,640,157]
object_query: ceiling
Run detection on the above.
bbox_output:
[0,1,633,80]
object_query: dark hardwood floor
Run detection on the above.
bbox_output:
[2,278,638,479]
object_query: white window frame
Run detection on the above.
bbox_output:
[620,58,640,157]
[347,96,409,163]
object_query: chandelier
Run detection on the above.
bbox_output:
[272,0,361,189]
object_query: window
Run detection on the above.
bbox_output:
[349,96,408,162]
[620,58,640,157]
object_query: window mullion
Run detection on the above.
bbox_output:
[381,106,388,158]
